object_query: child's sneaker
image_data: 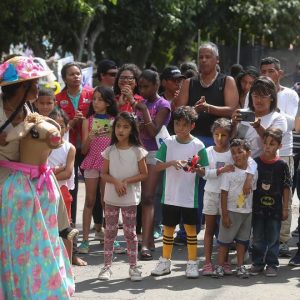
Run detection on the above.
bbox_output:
[98,266,112,281]
[249,264,264,276]
[236,265,249,278]
[186,260,199,278]
[212,265,224,278]
[223,261,233,275]
[151,257,171,276]
[202,262,214,276]
[78,240,89,254]
[94,228,104,241]
[113,241,127,254]
[129,265,142,281]
[289,249,300,266]
[265,266,277,277]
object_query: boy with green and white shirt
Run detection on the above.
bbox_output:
[151,106,208,279]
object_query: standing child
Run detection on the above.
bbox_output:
[35,87,56,116]
[78,86,118,253]
[151,106,209,279]
[251,127,291,277]
[98,112,148,281]
[48,107,77,262]
[202,118,235,275]
[212,139,257,279]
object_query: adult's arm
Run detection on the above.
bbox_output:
[174,78,190,107]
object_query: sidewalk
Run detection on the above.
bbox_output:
[72,182,300,300]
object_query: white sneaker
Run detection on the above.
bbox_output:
[98,266,112,281]
[94,228,105,241]
[186,260,199,279]
[231,251,250,265]
[151,257,171,276]
[129,266,142,281]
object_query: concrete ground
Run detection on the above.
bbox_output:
[72,182,300,300]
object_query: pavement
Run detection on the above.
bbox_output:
[72,182,300,300]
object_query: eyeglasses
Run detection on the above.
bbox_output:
[106,72,117,77]
[252,93,272,101]
[119,76,135,82]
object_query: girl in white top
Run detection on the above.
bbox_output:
[202,118,234,275]
[98,112,148,282]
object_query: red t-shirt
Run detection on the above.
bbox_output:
[56,87,94,146]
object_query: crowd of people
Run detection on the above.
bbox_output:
[0,41,300,298]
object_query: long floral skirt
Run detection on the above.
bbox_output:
[0,171,75,299]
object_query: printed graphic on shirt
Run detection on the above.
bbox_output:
[92,119,113,136]
[60,100,69,108]
[237,192,246,208]
[216,161,225,169]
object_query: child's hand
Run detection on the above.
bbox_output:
[88,130,97,140]
[222,213,231,228]
[220,164,235,174]
[171,160,187,170]
[0,132,7,146]
[243,178,252,195]
[193,166,205,177]
[114,180,127,197]
[282,209,288,221]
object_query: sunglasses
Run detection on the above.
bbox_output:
[106,72,117,77]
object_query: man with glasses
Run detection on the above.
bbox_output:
[97,59,118,89]
[260,57,299,258]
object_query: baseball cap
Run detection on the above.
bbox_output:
[160,66,186,81]
[97,59,117,76]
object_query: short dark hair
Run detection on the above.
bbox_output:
[263,127,283,144]
[38,87,55,99]
[211,118,232,135]
[61,62,82,81]
[230,138,251,151]
[248,76,277,112]
[260,57,281,70]
[173,106,198,123]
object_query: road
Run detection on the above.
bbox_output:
[72,182,300,300]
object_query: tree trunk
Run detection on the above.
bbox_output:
[72,18,92,61]
[87,17,104,62]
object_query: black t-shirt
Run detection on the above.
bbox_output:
[188,73,226,137]
[253,157,292,220]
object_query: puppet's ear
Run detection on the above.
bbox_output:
[5,121,35,142]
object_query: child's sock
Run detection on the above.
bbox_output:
[184,224,197,261]
[162,226,175,259]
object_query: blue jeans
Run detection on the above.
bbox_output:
[176,136,214,239]
[252,216,281,268]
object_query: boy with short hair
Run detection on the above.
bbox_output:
[151,106,209,279]
[251,127,291,277]
[35,87,56,116]
[213,139,257,279]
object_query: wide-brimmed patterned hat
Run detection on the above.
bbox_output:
[0,56,52,87]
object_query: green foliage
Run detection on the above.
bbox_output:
[1,0,300,68]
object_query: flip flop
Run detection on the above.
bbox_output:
[139,249,153,261]
[72,255,88,266]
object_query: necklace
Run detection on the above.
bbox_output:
[199,72,219,88]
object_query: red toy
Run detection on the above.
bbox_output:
[183,155,200,172]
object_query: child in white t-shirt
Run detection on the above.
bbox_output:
[212,139,257,279]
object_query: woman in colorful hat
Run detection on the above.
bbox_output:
[0,56,75,299]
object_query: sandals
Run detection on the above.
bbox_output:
[139,249,153,261]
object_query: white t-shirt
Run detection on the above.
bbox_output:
[204,147,233,193]
[156,135,209,208]
[48,140,75,190]
[220,167,258,213]
[237,111,287,158]
[101,145,148,207]
[204,146,257,193]
[277,87,299,156]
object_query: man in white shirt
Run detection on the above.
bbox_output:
[260,57,299,257]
